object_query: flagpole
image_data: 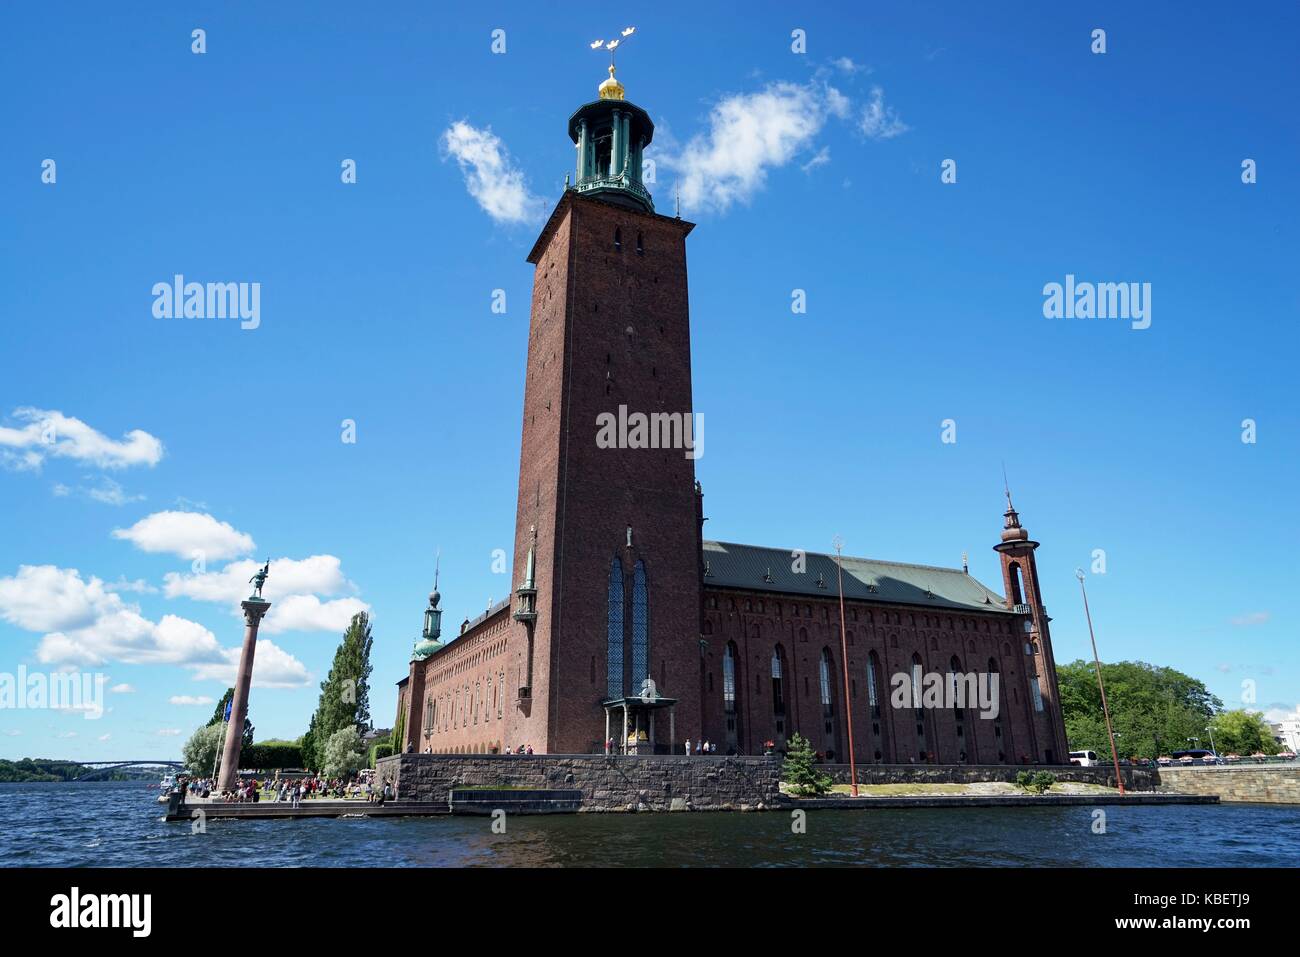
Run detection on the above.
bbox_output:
[1075,570,1125,796]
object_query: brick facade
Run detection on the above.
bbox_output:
[391,95,1071,766]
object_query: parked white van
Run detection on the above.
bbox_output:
[1069,750,1099,766]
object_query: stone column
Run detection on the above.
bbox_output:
[217,598,270,790]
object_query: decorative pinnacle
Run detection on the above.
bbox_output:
[590,27,636,99]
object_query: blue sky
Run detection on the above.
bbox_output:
[2,2,1297,760]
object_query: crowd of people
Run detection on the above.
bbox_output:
[170,771,396,806]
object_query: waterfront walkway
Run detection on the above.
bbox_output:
[164,789,1215,821]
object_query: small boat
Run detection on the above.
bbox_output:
[156,772,179,804]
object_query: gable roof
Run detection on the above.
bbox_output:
[701,541,1012,614]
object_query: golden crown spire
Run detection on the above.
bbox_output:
[591,27,635,100]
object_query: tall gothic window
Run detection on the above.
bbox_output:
[867,651,880,718]
[607,558,624,699]
[771,647,785,715]
[723,643,736,712]
[723,641,740,748]
[631,560,649,693]
[819,648,836,759]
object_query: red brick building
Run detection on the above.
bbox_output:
[393,69,1069,766]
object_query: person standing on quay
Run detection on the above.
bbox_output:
[685,738,691,757]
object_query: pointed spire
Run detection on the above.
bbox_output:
[1000,473,1029,543]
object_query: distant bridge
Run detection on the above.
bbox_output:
[71,759,184,782]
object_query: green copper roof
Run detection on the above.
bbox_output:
[701,541,1012,614]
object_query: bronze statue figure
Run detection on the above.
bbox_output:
[248,559,270,599]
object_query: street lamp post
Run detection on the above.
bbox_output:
[1076,570,1125,796]
[1205,725,1219,762]
[833,536,859,797]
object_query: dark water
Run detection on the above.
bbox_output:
[3,782,1297,867]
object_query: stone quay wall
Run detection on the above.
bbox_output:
[375,753,782,812]
[1158,765,1300,803]
[817,763,1161,791]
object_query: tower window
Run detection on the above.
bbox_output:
[636,232,644,255]
[614,228,622,251]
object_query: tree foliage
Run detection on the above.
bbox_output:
[301,612,374,770]
[1209,709,1279,756]
[781,732,832,796]
[1058,660,1222,759]
[182,722,226,776]
[322,726,365,779]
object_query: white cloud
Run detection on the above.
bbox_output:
[164,554,349,603]
[3,730,20,737]
[832,56,868,75]
[0,408,163,472]
[113,511,254,561]
[98,733,111,742]
[801,145,831,174]
[859,86,909,140]
[156,728,181,737]
[190,639,312,689]
[260,594,369,635]
[0,565,118,632]
[442,121,546,225]
[1230,611,1270,627]
[105,577,158,595]
[668,81,825,215]
[110,683,135,694]
[0,564,309,686]
[163,554,368,635]
[169,695,215,706]
[86,478,146,507]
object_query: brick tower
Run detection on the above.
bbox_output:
[507,62,702,754]
[994,491,1070,763]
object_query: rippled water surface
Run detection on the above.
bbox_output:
[2,782,1297,867]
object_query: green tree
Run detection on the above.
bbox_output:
[1209,710,1279,756]
[322,726,365,779]
[781,732,832,797]
[182,722,226,776]
[207,687,253,749]
[302,612,374,770]
[391,699,406,754]
[1058,660,1221,760]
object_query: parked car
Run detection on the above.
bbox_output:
[1068,750,1099,767]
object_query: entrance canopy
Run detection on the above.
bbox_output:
[602,694,678,756]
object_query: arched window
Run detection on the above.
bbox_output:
[949,655,965,723]
[636,231,644,255]
[723,641,740,749]
[614,227,622,251]
[771,646,785,715]
[799,627,808,643]
[607,558,624,698]
[723,643,736,710]
[632,560,649,693]
[498,671,504,717]
[912,652,928,760]
[819,648,837,760]
[819,650,833,708]
[867,651,881,718]
[424,696,433,733]
[1008,562,1025,605]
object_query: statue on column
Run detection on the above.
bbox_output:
[248,559,270,599]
